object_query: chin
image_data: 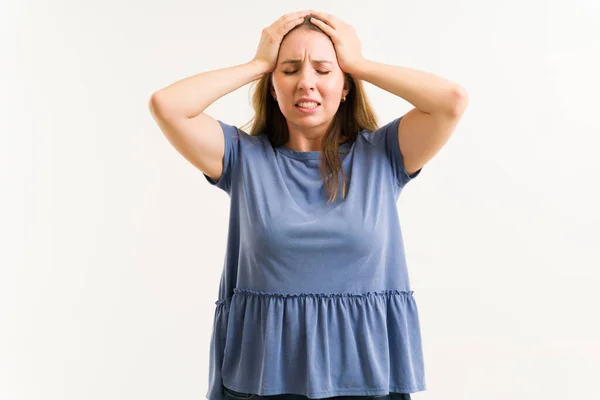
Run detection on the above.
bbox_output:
[293,117,324,126]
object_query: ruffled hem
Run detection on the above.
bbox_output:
[207,288,426,400]
[215,288,415,305]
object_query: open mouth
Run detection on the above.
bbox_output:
[295,102,321,110]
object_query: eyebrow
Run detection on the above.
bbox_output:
[280,59,333,66]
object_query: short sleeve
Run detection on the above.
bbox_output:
[203,120,241,194]
[365,116,422,188]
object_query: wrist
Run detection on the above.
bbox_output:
[346,58,371,78]
[248,59,272,76]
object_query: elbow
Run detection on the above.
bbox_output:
[448,86,469,117]
[149,91,169,118]
[148,94,157,116]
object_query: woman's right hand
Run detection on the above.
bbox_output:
[251,10,311,73]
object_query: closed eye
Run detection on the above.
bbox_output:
[283,70,330,75]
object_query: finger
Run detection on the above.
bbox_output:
[280,10,310,22]
[294,10,312,17]
[309,10,337,28]
[310,17,336,38]
[275,11,308,29]
[277,16,305,35]
[271,13,304,32]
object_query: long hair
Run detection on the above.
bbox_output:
[240,15,379,203]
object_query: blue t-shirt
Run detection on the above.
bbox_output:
[204,116,425,400]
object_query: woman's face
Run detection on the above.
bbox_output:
[271,28,349,135]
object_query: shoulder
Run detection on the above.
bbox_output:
[218,120,267,149]
[357,118,402,152]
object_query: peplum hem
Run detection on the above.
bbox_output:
[215,288,416,305]
[207,288,426,400]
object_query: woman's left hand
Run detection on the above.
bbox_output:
[308,11,366,75]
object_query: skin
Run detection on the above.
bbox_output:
[270,28,350,152]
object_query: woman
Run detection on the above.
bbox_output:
[149,10,468,400]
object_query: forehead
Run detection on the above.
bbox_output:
[278,29,336,62]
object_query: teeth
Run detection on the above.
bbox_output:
[297,102,318,108]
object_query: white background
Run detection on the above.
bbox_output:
[2,0,599,399]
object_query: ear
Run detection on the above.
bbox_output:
[342,76,351,98]
[270,78,277,98]
[342,87,350,99]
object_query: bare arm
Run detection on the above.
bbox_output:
[148,11,309,181]
[148,61,269,180]
[149,61,269,119]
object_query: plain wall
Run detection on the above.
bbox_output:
[2,0,599,399]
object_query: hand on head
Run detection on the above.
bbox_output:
[251,10,364,76]
[251,10,312,73]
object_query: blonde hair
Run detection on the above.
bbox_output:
[240,15,379,203]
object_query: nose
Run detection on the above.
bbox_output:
[296,68,316,92]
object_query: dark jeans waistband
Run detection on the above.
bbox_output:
[222,385,412,400]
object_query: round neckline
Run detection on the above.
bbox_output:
[275,141,353,160]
